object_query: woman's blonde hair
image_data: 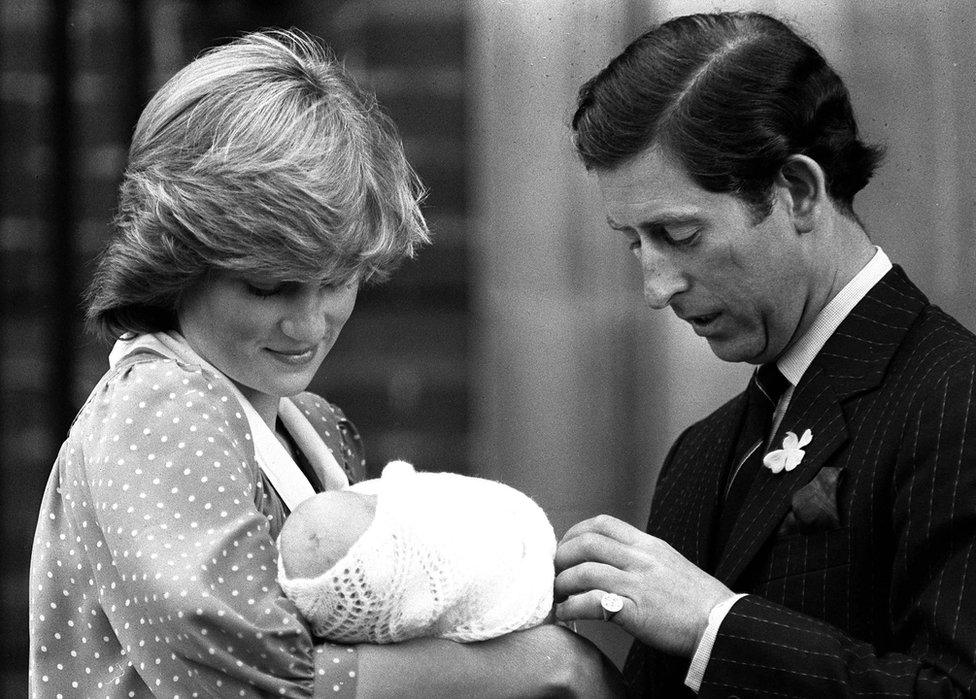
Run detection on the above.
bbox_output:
[87,29,429,341]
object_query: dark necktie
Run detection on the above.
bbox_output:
[713,363,790,557]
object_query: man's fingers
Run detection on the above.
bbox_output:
[554,530,639,573]
[555,589,630,624]
[559,514,646,547]
[554,560,625,600]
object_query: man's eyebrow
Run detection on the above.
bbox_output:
[606,213,702,230]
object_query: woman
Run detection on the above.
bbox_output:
[28,30,622,697]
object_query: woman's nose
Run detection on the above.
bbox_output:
[279,289,330,341]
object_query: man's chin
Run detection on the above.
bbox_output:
[706,337,769,365]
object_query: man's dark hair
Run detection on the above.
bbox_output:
[572,12,884,219]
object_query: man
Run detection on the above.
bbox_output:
[554,11,976,697]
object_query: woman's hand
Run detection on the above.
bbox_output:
[353,623,625,698]
[554,514,735,658]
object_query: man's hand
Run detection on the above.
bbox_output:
[554,515,735,658]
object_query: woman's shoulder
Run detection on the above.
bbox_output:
[113,352,235,397]
[79,352,250,434]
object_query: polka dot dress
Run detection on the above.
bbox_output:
[29,354,366,697]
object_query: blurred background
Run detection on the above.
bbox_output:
[1,0,973,692]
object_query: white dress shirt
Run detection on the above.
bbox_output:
[684,247,892,692]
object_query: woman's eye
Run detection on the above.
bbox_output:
[245,283,283,298]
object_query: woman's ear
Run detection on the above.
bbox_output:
[776,155,828,233]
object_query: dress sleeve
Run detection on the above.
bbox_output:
[77,358,359,697]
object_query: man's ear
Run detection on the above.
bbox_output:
[776,155,827,233]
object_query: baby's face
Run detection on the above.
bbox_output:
[278,490,377,579]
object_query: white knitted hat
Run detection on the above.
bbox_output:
[278,461,556,643]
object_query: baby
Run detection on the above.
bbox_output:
[276,461,556,644]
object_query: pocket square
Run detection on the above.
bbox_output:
[777,466,842,536]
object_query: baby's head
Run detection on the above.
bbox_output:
[276,462,460,643]
[278,489,377,580]
[276,460,556,643]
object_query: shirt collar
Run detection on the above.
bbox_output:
[776,247,892,387]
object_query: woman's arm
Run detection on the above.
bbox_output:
[78,359,346,696]
[354,624,625,698]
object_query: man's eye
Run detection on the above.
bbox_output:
[662,225,700,247]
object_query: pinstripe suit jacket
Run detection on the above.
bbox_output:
[624,266,976,697]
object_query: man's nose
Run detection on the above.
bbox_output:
[280,289,329,341]
[639,247,688,310]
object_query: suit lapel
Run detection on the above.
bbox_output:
[715,266,928,586]
[715,369,850,583]
[651,396,744,571]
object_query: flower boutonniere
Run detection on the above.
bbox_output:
[763,429,813,474]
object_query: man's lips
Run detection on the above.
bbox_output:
[679,311,720,333]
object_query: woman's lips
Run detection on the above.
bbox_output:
[265,346,317,366]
